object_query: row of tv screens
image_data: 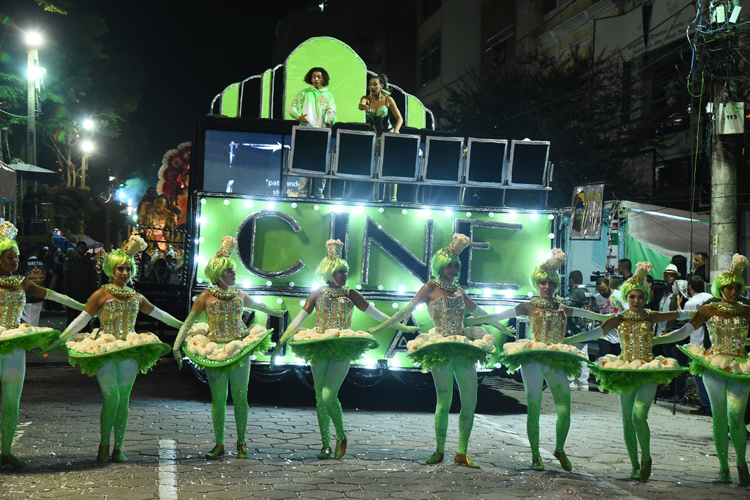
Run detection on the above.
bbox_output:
[198,123,550,197]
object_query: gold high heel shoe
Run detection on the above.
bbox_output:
[96,444,110,463]
[454,453,481,469]
[334,437,347,459]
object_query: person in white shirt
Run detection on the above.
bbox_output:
[593,277,620,356]
[681,276,713,415]
[656,263,680,336]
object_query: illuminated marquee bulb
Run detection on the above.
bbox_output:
[398,285,406,293]
[312,282,320,290]
[488,212,494,217]
[198,237,205,243]
[392,302,399,309]
[243,280,251,287]
[299,300,305,306]
[199,217,207,225]
[378,207,384,213]
[548,233,555,239]
[266,281,272,286]
[197,277,203,284]
[527,292,534,297]
[401,209,407,215]
[530,212,539,221]
[466,212,472,217]
[314,205,320,211]
[245,200,253,208]
[444,209,453,217]
[289,282,295,287]
[291,202,297,209]
[356,284,362,290]
[353,206,364,214]
[223,200,230,205]
[483,288,491,297]
[276,298,283,304]
[548,214,555,220]
[267,202,276,209]
[200,199,206,205]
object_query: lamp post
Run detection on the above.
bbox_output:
[80,140,94,188]
[26,32,42,166]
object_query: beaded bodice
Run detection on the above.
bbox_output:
[706,315,748,357]
[315,288,354,331]
[206,297,246,342]
[96,298,139,340]
[428,295,466,336]
[0,289,25,329]
[528,309,567,344]
[617,320,654,362]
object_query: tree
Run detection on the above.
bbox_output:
[0,0,144,190]
[437,47,689,208]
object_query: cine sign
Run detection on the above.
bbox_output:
[194,196,554,297]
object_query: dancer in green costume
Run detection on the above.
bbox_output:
[370,233,501,469]
[0,222,86,468]
[173,236,285,459]
[466,249,611,472]
[271,239,417,459]
[665,254,750,485]
[44,234,182,463]
[565,261,695,481]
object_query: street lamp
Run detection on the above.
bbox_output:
[26,31,43,166]
[80,140,94,188]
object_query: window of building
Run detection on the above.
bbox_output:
[484,32,513,67]
[420,38,441,86]
[422,0,442,21]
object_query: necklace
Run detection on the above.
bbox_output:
[323,286,350,298]
[103,283,135,300]
[530,297,555,309]
[0,275,24,288]
[711,301,744,314]
[209,286,238,300]
[620,308,650,321]
[429,278,458,293]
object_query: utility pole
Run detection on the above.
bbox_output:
[695,1,745,280]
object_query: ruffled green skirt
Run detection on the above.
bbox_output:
[499,349,587,378]
[0,329,59,355]
[678,345,750,387]
[289,336,379,364]
[186,331,273,374]
[408,342,493,373]
[590,363,687,394]
[65,335,171,377]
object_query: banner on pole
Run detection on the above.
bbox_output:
[570,184,604,239]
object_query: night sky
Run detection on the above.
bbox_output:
[3,0,315,174]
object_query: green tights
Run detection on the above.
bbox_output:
[431,362,478,454]
[95,359,139,450]
[618,384,657,471]
[1,349,26,455]
[311,358,350,447]
[205,362,251,445]
[520,362,571,460]
[703,372,749,472]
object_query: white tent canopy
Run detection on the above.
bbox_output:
[622,201,709,258]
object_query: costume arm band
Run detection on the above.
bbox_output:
[278,310,310,345]
[654,323,695,345]
[44,311,92,353]
[677,310,695,321]
[464,308,516,326]
[570,307,611,322]
[471,306,515,337]
[45,289,85,311]
[565,326,603,344]
[363,304,417,332]
[148,306,183,329]
[369,303,416,335]
[240,291,285,316]
[173,310,200,351]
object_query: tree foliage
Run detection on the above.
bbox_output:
[437,48,687,208]
[0,0,144,189]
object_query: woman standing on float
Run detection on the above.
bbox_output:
[0,222,86,468]
[172,236,285,459]
[565,262,694,481]
[664,254,750,485]
[44,235,183,463]
[272,239,416,459]
[466,249,610,472]
[369,233,499,468]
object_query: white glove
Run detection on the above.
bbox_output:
[654,323,695,345]
[45,289,85,311]
[148,306,183,329]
